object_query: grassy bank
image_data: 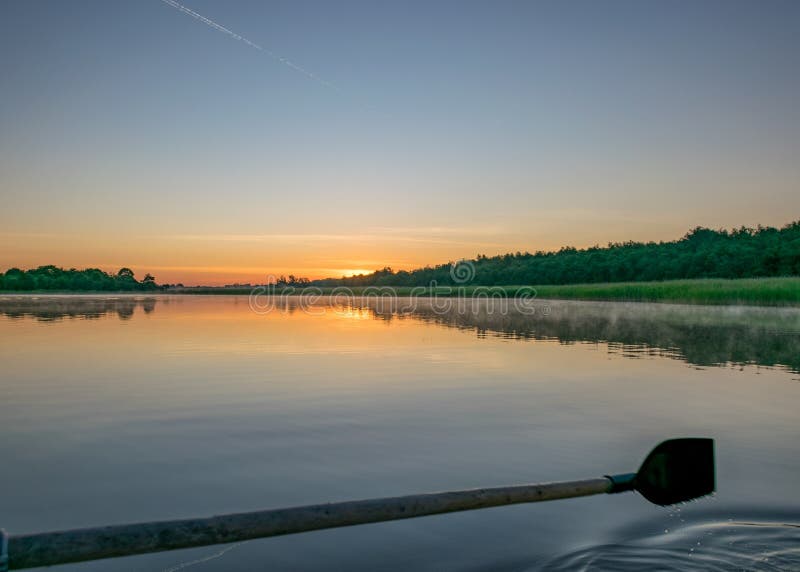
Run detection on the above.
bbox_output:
[171,277,800,306]
[529,277,800,306]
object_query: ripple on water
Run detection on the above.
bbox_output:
[541,520,800,571]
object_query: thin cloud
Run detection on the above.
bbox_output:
[160,0,338,91]
[162,233,507,247]
[367,226,505,236]
[0,232,65,239]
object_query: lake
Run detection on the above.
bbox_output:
[1,294,799,571]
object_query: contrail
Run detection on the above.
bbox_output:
[160,0,338,91]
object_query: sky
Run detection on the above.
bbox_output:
[1,0,798,285]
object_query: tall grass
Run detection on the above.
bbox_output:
[175,277,800,306]
[530,277,800,305]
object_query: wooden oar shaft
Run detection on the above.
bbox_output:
[7,477,611,570]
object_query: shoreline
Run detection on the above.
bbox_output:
[1,277,799,307]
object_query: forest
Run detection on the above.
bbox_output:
[311,222,800,287]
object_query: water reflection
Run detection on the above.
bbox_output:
[355,298,800,374]
[2,295,800,374]
[0,295,157,321]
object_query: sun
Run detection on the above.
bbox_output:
[339,269,374,277]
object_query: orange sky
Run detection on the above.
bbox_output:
[3,213,798,285]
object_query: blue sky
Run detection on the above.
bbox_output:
[1,0,798,283]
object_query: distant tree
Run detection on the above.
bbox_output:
[0,266,162,291]
[142,273,157,291]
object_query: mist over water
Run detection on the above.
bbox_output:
[1,295,798,571]
[361,297,800,375]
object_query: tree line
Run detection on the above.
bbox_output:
[4,222,799,291]
[0,266,161,291]
[310,221,800,287]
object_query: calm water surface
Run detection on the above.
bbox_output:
[1,295,799,571]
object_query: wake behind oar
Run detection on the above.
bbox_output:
[0,438,714,571]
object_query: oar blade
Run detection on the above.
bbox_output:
[635,438,715,506]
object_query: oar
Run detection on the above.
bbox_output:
[0,438,714,571]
